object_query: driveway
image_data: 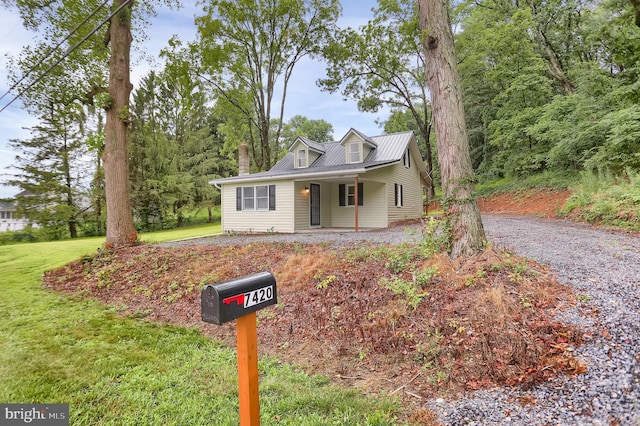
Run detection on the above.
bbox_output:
[432,216,640,425]
[165,215,640,425]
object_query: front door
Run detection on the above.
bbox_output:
[310,183,320,227]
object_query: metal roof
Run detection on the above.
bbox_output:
[211,130,430,185]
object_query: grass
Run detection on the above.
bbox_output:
[561,169,640,231]
[475,171,577,197]
[0,230,402,425]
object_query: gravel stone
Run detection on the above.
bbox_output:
[426,216,640,426]
[163,216,640,425]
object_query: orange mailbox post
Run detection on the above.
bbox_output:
[201,272,277,426]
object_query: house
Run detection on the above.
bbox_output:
[0,196,32,232]
[210,128,432,233]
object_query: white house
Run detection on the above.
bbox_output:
[210,128,432,233]
[0,199,31,232]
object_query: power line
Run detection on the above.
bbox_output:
[0,0,111,104]
[0,0,133,114]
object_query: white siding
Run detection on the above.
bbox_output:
[367,159,424,224]
[293,181,332,230]
[294,181,310,230]
[220,180,295,233]
[320,182,332,226]
[329,181,387,228]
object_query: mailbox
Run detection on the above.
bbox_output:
[201,271,277,325]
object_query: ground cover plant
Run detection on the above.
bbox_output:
[44,218,585,424]
[1,227,399,425]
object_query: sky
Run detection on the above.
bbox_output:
[0,1,384,199]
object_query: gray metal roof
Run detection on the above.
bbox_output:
[293,137,326,154]
[211,130,429,185]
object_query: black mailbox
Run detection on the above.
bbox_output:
[201,271,277,325]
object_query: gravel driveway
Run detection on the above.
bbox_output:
[432,216,640,426]
[166,216,640,425]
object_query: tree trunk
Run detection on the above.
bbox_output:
[418,0,486,258]
[104,0,137,248]
[631,0,640,27]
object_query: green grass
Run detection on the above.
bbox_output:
[475,171,577,197]
[138,222,222,243]
[0,232,402,425]
[561,169,640,231]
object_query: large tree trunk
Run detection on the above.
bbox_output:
[418,0,486,258]
[632,0,640,27]
[104,0,137,248]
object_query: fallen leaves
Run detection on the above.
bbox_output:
[43,242,585,401]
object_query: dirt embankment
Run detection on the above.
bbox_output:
[478,190,571,218]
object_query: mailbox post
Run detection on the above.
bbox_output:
[201,271,277,426]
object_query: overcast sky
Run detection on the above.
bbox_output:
[0,1,384,199]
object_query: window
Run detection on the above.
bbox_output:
[395,184,403,207]
[1,211,11,219]
[296,148,307,168]
[256,185,269,210]
[348,142,360,163]
[347,185,356,206]
[236,185,276,211]
[243,186,255,210]
[403,148,411,168]
[338,183,363,206]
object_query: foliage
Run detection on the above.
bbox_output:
[193,0,341,171]
[475,171,577,198]
[274,115,335,160]
[43,238,584,403]
[561,169,640,230]
[0,233,400,425]
[321,0,436,194]
[455,0,640,180]
[0,225,41,245]
[7,104,91,239]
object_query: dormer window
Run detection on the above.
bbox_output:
[348,142,360,163]
[296,148,308,168]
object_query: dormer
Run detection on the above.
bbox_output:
[339,128,377,164]
[289,137,325,169]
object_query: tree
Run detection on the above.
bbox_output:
[418,0,486,257]
[8,103,89,239]
[383,107,439,186]
[4,0,179,246]
[194,0,341,171]
[320,0,435,196]
[103,0,137,247]
[275,115,334,160]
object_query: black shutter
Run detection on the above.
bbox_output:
[268,185,276,210]
[407,149,411,167]
[358,182,364,206]
[394,183,398,206]
[339,184,345,206]
[236,187,242,211]
[400,185,403,206]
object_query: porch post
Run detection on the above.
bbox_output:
[354,176,359,232]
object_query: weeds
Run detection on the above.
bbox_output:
[380,277,430,310]
[562,169,640,230]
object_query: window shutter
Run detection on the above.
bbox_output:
[236,187,242,211]
[268,185,276,210]
[394,184,398,206]
[357,182,364,206]
[339,184,345,206]
[400,185,403,206]
[407,149,411,167]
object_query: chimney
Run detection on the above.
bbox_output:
[238,142,249,175]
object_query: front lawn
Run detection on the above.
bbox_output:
[0,232,400,425]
